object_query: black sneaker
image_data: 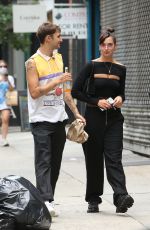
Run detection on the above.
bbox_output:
[87,202,99,213]
[116,195,134,213]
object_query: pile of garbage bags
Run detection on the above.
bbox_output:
[0,175,51,230]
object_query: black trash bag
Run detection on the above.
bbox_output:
[0,216,16,230]
[0,175,51,229]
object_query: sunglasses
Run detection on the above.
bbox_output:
[0,65,7,68]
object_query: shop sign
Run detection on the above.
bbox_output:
[13,5,47,33]
[53,7,87,39]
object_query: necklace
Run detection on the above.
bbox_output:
[104,62,112,78]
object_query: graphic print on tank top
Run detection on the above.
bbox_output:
[40,72,64,107]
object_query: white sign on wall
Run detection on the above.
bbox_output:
[53,7,87,39]
[13,5,47,33]
[39,0,54,11]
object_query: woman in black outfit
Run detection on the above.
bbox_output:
[71,28,134,213]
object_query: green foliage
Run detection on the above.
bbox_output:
[0,4,31,51]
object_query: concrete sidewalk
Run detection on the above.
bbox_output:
[0,130,150,230]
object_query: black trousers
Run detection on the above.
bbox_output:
[30,121,66,202]
[83,107,128,204]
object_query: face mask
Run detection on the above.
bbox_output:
[0,67,8,75]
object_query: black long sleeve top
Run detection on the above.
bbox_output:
[71,61,126,106]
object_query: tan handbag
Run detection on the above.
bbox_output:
[6,90,18,106]
[66,119,88,144]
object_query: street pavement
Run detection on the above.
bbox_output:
[0,128,150,230]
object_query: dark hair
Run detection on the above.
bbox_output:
[0,59,7,65]
[99,27,116,45]
[36,22,61,44]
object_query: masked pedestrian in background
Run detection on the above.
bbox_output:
[0,59,15,147]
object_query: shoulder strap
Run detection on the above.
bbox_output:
[88,61,95,95]
[90,61,94,78]
[82,61,95,95]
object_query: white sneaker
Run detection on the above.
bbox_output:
[45,201,58,217]
[0,139,9,147]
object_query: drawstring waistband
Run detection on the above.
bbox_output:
[86,104,120,126]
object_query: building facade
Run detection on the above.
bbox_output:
[0,0,149,154]
[99,0,150,155]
